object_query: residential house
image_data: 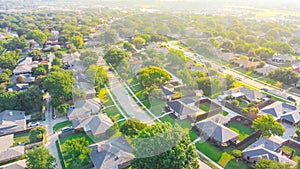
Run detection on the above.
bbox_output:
[68,98,102,121]
[89,136,134,169]
[74,73,96,99]
[232,58,260,70]
[62,52,80,69]
[217,52,239,62]
[13,57,39,75]
[0,159,26,169]
[242,137,297,167]
[195,120,239,146]
[0,134,24,163]
[0,110,26,135]
[225,86,265,102]
[11,74,36,84]
[6,83,29,92]
[166,97,204,120]
[271,53,296,63]
[73,113,113,138]
[260,101,300,125]
[254,64,278,76]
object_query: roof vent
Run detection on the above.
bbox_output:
[114,156,119,161]
[9,111,13,116]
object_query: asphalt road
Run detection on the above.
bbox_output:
[107,71,155,124]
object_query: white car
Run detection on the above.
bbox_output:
[28,122,40,127]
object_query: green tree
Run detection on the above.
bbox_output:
[32,64,47,77]
[0,73,10,83]
[232,149,242,161]
[263,41,294,54]
[269,68,300,85]
[0,51,20,70]
[133,36,146,49]
[123,42,134,52]
[29,126,46,143]
[54,51,63,59]
[27,30,47,45]
[253,158,291,169]
[197,77,221,96]
[64,137,91,169]
[86,64,109,88]
[4,36,29,51]
[57,103,69,114]
[132,123,199,169]
[120,118,147,137]
[102,29,118,44]
[103,48,129,67]
[225,74,235,89]
[255,47,275,59]
[137,66,171,87]
[42,68,74,107]
[29,49,44,61]
[252,114,285,137]
[25,146,56,169]
[70,36,84,49]
[167,48,188,68]
[51,57,63,67]
[176,69,197,88]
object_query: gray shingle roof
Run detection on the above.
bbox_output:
[73,113,113,137]
[68,98,102,121]
[195,120,238,144]
[228,86,264,101]
[0,110,26,135]
[261,101,300,123]
[166,100,199,117]
[0,159,26,169]
[89,136,134,169]
[242,137,297,167]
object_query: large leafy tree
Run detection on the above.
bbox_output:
[70,36,84,49]
[269,68,300,85]
[137,66,171,87]
[167,48,188,68]
[102,29,118,44]
[132,122,199,169]
[27,29,47,45]
[86,64,109,88]
[64,137,91,169]
[0,51,20,70]
[25,146,56,169]
[263,41,294,54]
[103,48,129,67]
[29,49,44,61]
[42,68,74,107]
[120,118,147,137]
[4,36,29,51]
[197,77,221,96]
[133,36,146,49]
[254,158,291,169]
[252,114,285,137]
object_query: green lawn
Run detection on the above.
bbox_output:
[159,115,191,129]
[239,100,249,108]
[13,132,30,145]
[222,111,229,116]
[227,122,254,141]
[53,121,73,132]
[160,115,175,124]
[143,99,166,116]
[189,130,198,141]
[196,141,250,169]
[198,103,213,112]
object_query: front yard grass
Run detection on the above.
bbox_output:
[53,121,73,132]
[99,88,124,121]
[159,115,191,129]
[227,122,254,141]
[195,141,250,169]
[143,99,166,117]
[13,132,30,145]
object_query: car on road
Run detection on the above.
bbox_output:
[287,96,296,102]
[261,88,268,92]
[235,76,242,81]
[28,122,40,127]
[61,126,73,133]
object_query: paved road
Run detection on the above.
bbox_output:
[45,133,62,169]
[200,160,213,169]
[107,70,155,125]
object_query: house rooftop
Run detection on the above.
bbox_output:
[0,134,24,164]
[89,136,134,169]
[73,113,113,137]
[166,100,200,118]
[195,120,238,144]
[68,98,102,121]
[0,110,26,135]
[0,159,26,169]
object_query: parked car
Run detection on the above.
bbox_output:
[28,122,40,127]
[287,96,296,102]
[61,126,73,133]
[261,88,268,92]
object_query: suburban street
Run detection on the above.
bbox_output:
[107,70,155,124]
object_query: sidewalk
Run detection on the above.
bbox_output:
[212,99,239,118]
